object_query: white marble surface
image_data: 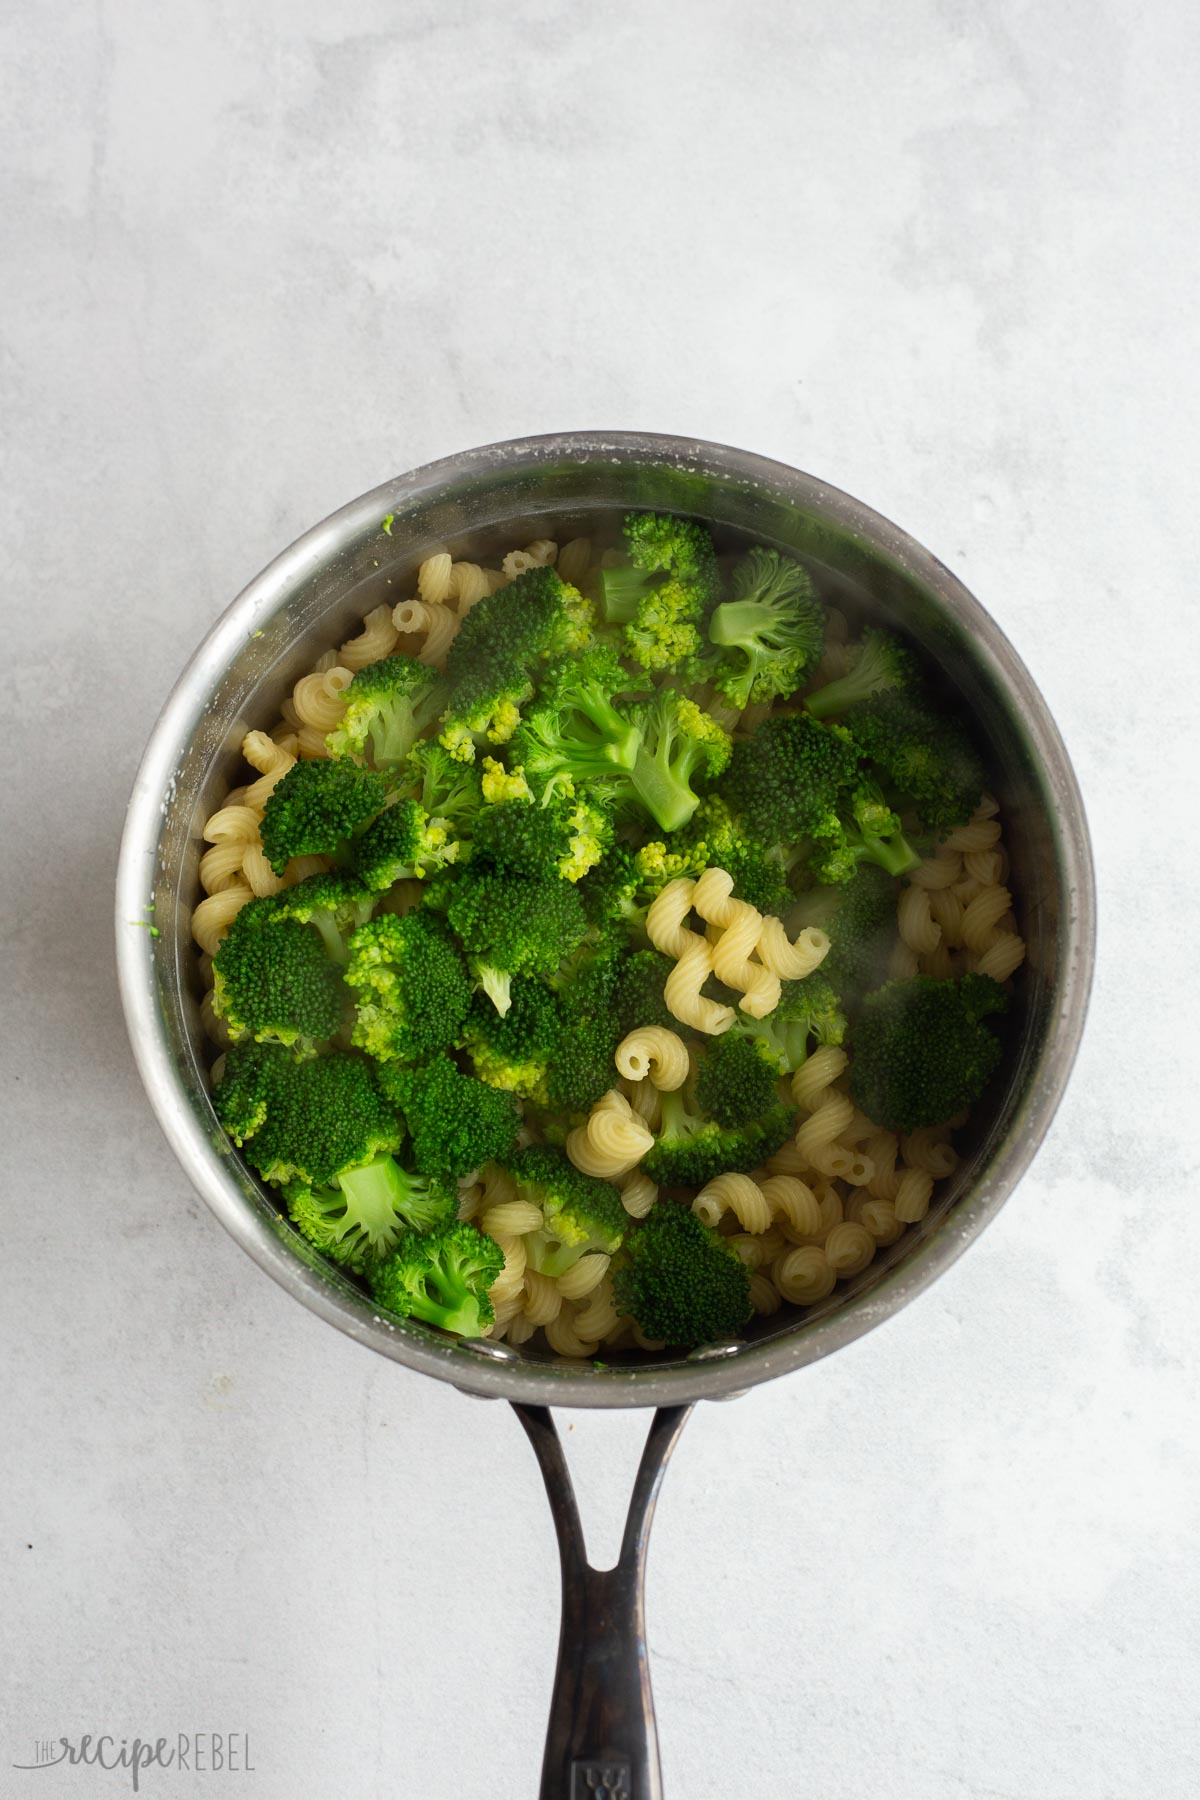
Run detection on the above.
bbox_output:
[4,3,1199,1796]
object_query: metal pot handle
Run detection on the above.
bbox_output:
[512,1403,694,1800]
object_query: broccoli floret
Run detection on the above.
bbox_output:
[325,656,445,767]
[677,794,796,915]
[806,780,920,885]
[404,738,485,830]
[265,871,376,963]
[472,789,612,884]
[693,1032,782,1129]
[624,689,732,834]
[631,836,711,896]
[508,646,643,800]
[842,689,985,833]
[259,758,389,874]
[505,1145,626,1276]
[444,865,588,1015]
[215,1048,404,1187]
[462,977,562,1102]
[599,512,719,673]
[211,895,346,1048]
[284,1157,457,1272]
[707,546,826,709]
[343,910,473,1062]
[818,864,899,997]
[210,1039,291,1144]
[369,1222,505,1337]
[352,798,461,892]
[378,1054,521,1178]
[717,710,860,847]
[612,949,677,1034]
[543,931,627,1115]
[727,971,848,1073]
[642,1082,796,1188]
[850,974,1009,1131]
[613,1201,751,1348]
[440,567,594,751]
[804,628,916,719]
[578,844,645,928]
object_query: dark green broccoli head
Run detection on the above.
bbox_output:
[344,910,472,1063]
[543,930,626,1115]
[807,779,920,885]
[727,971,848,1074]
[694,1032,782,1129]
[325,656,445,767]
[613,1200,752,1348]
[842,689,985,833]
[369,1221,505,1337]
[284,1156,457,1272]
[641,1083,796,1188]
[259,757,389,874]
[820,864,899,996]
[445,865,589,1015]
[679,795,795,915]
[440,567,594,751]
[212,895,346,1047]
[849,973,1009,1131]
[505,1145,627,1276]
[804,628,916,720]
[215,1048,404,1187]
[265,871,375,962]
[472,791,612,884]
[717,710,860,848]
[596,513,719,673]
[352,797,461,892]
[507,645,644,802]
[404,738,485,828]
[462,977,562,1102]
[210,1039,292,1144]
[625,689,732,834]
[707,546,826,709]
[612,949,677,1034]
[578,844,644,928]
[378,1054,521,1178]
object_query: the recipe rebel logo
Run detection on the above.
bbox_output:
[12,1734,255,1790]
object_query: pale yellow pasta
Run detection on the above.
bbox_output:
[502,548,539,580]
[242,844,285,898]
[794,1090,854,1164]
[739,701,773,735]
[417,603,459,669]
[824,1221,876,1277]
[294,723,333,760]
[191,882,254,956]
[556,1254,612,1300]
[392,597,435,638]
[728,1228,787,1269]
[694,1173,772,1234]
[865,1131,902,1201]
[292,667,353,732]
[618,1170,657,1220]
[758,1175,823,1236]
[898,884,941,955]
[755,916,831,981]
[953,875,982,905]
[567,1090,654,1179]
[488,1236,528,1307]
[338,604,400,671]
[573,1276,619,1342]
[480,1198,544,1239]
[417,552,454,605]
[824,606,850,644]
[631,1324,667,1353]
[666,936,736,1036]
[199,986,230,1046]
[199,841,248,894]
[841,1108,877,1146]
[270,723,301,756]
[942,815,1002,853]
[545,1307,597,1359]
[763,1140,811,1179]
[965,847,1005,886]
[285,854,331,885]
[482,567,508,594]
[887,940,921,980]
[504,1310,537,1346]
[974,932,1026,981]
[928,885,965,946]
[749,1272,782,1316]
[311,649,339,675]
[790,1045,849,1112]
[920,942,957,980]
[522,1269,563,1328]
[202,804,262,847]
[902,1128,959,1179]
[860,1198,904,1245]
[615,1026,689,1091]
[522,538,558,567]
[908,852,962,890]
[456,1182,484,1222]
[961,885,1013,951]
[773,1245,837,1305]
[240,729,296,810]
[694,867,780,1018]
[621,1077,661,1131]
[555,537,591,584]
[894,1168,935,1224]
[450,562,490,613]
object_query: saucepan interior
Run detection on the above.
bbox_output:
[115,433,1094,1407]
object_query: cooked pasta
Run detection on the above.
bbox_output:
[893,1168,935,1225]
[618,1170,658,1219]
[615,1026,690,1091]
[693,867,780,1018]
[755,916,831,981]
[567,1090,654,1179]
[416,552,454,606]
[339,604,399,671]
[693,1173,773,1234]
[556,1254,612,1300]
[191,882,253,957]
[898,884,941,955]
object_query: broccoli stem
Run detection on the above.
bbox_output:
[708,599,777,650]
[598,564,653,625]
[335,1156,408,1249]
[805,639,896,718]
[573,681,643,770]
[474,962,513,1017]
[858,826,921,877]
[628,733,703,834]
[310,913,351,965]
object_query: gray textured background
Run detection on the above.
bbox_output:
[4,3,1199,1797]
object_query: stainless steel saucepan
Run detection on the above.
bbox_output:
[116,433,1095,1799]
